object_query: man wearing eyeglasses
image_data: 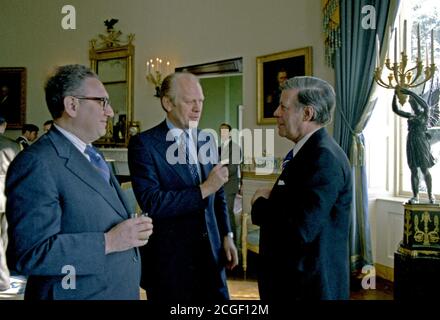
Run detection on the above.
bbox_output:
[5,64,153,300]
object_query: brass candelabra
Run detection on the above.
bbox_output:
[146,58,171,97]
[374,55,436,104]
[374,24,436,104]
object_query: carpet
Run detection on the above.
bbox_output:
[227,279,260,300]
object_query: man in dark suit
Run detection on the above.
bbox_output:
[128,72,238,302]
[16,124,39,149]
[251,76,352,300]
[0,117,21,291]
[5,64,153,300]
[218,123,241,260]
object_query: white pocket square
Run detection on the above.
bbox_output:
[278,180,285,186]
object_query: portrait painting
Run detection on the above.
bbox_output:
[257,47,312,124]
[0,67,26,129]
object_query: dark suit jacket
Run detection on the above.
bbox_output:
[5,127,141,300]
[128,120,231,301]
[251,128,352,300]
[219,140,241,195]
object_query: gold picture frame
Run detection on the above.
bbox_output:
[88,16,135,149]
[257,47,312,125]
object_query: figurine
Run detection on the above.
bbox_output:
[104,19,119,32]
[392,87,439,204]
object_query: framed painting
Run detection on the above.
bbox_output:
[257,47,312,124]
[0,67,26,129]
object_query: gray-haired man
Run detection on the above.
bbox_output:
[251,76,352,300]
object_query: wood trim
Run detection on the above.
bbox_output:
[242,171,279,181]
[375,263,394,282]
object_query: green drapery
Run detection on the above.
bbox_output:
[333,0,400,275]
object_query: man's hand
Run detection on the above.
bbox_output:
[104,216,153,254]
[200,163,229,199]
[251,188,272,205]
[223,236,238,270]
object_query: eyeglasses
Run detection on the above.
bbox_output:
[73,96,111,110]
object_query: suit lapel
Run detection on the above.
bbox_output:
[48,128,128,219]
[284,128,327,171]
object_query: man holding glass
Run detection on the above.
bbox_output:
[5,64,153,300]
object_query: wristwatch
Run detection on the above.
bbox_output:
[227,232,234,239]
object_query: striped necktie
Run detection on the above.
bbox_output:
[85,145,111,183]
[179,131,200,185]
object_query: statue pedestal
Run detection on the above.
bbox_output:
[398,203,440,256]
[394,203,440,300]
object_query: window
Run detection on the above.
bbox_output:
[365,0,440,199]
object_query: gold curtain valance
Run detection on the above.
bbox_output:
[322,0,341,68]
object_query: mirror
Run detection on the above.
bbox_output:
[89,25,134,148]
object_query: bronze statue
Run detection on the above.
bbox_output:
[104,19,119,32]
[392,87,437,204]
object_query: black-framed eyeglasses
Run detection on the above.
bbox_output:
[73,96,111,110]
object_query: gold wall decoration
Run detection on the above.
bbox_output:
[90,18,134,50]
[90,19,135,148]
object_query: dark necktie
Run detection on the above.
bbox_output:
[282,149,294,170]
[85,145,111,183]
[180,131,200,185]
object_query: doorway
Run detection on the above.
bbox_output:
[198,75,242,133]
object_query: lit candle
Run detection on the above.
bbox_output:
[403,20,407,54]
[431,29,435,65]
[386,26,392,61]
[166,61,170,75]
[376,34,380,68]
[146,61,150,75]
[417,24,421,61]
[394,27,398,62]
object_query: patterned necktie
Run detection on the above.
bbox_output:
[85,145,111,183]
[282,149,294,170]
[180,131,200,185]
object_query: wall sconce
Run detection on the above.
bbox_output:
[146,58,171,97]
